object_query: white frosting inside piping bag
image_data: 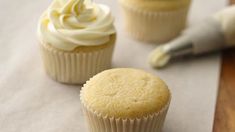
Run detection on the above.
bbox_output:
[38,0,116,51]
[149,5,235,68]
[213,5,235,46]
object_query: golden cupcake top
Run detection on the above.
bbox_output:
[38,0,116,51]
[80,68,171,118]
[120,0,191,11]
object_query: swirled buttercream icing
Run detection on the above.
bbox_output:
[38,0,116,51]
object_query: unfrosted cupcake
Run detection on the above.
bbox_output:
[119,0,191,43]
[37,0,116,84]
[80,68,171,132]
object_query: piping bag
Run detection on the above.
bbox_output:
[149,5,235,68]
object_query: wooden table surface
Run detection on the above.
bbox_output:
[213,1,235,131]
[213,48,235,132]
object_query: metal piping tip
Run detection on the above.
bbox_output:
[149,36,194,68]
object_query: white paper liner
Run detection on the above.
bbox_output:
[119,2,190,43]
[39,42,115,84]
[81,95,171,132]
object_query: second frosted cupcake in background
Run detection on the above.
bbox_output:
[38,0,116,84]
[119,0,191,43]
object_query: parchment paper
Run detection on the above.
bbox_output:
[0,0,227,131]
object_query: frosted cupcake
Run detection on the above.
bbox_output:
[37,0,116,84]
[80,68,171,132]
[119,0,191,43]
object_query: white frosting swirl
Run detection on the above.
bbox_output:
[38,0,116,51]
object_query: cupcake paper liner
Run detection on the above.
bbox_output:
[40,42,115,84]
[81,95,171,132]
[120,2,189,43]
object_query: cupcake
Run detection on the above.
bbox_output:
[37,0,116,84]
[119,0,191,43]
[80,68,171,132]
